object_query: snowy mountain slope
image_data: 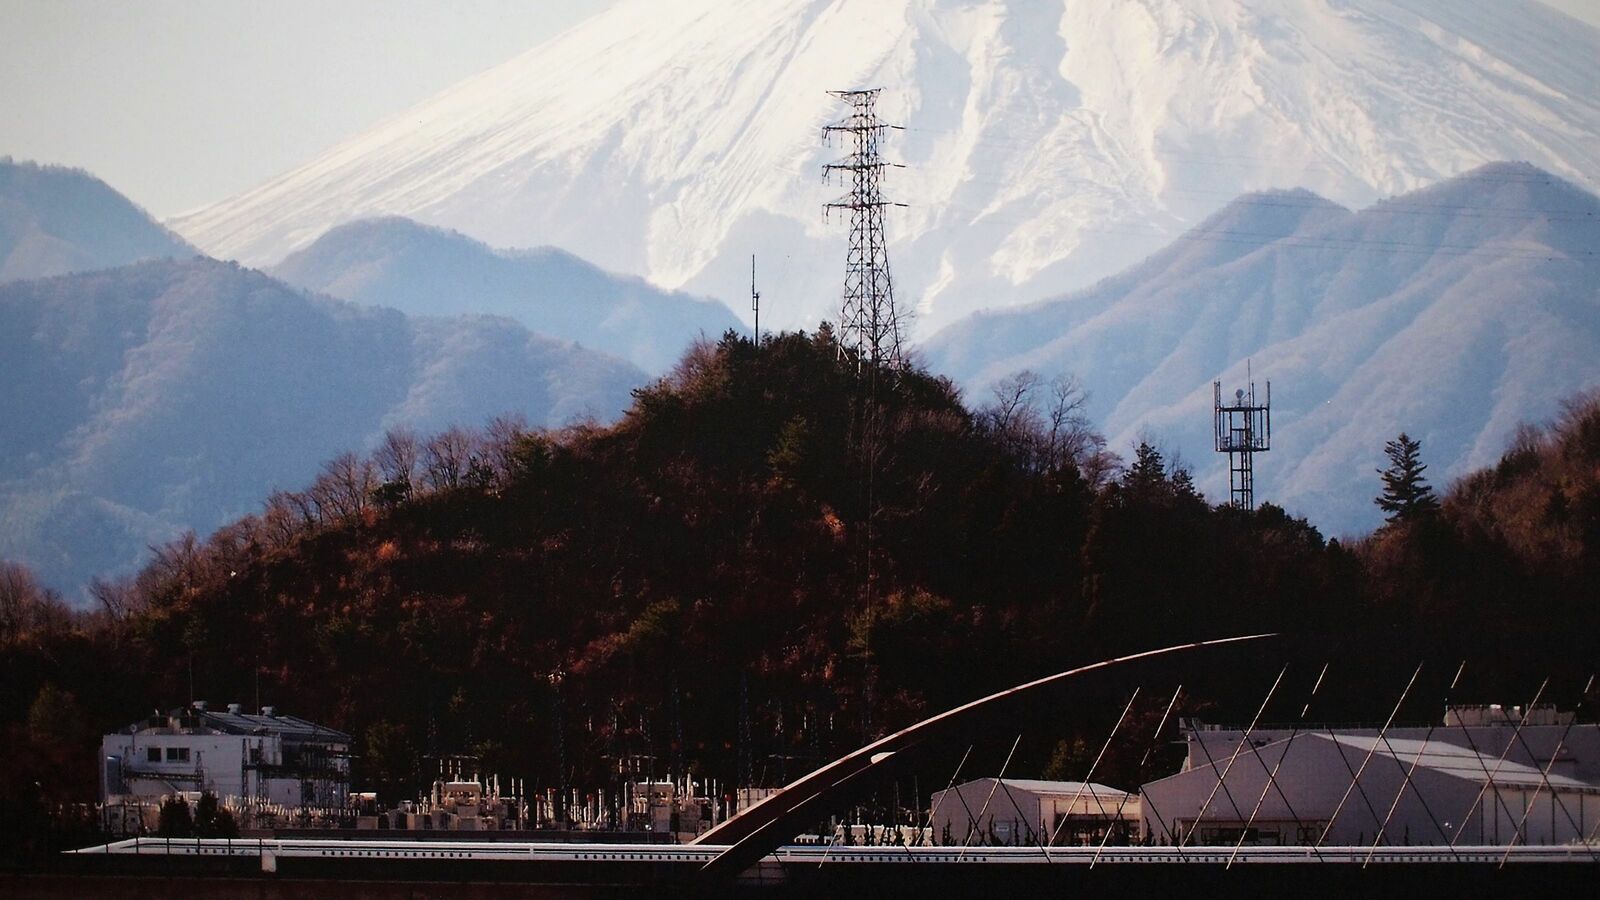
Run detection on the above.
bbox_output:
[172,0,1600,334]
[0,257,645,596]
[1,158,192,281]
[923,163,1600,535]
[270,217,741,373]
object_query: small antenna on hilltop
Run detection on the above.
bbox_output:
[751,254,761,351]
[1214,360,1272,511]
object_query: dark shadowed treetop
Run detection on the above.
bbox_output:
[1376,432,1438,524]
[1,338,1596,864]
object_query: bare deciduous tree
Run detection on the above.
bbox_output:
[373,427,420,496]
[424,426,477,492]
[311,452,378,521]
[484,414,530,483]
[982,370,1111,481]
[988,370,1044,438]
[260,491,307,548]
[1,561,47,640]
[89,575,140,621]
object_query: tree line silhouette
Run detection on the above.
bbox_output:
[2,329,1595,860]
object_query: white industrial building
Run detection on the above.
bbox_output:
[928,778,1140,846]
[100,701,351,808]
[1141,705,1600,846]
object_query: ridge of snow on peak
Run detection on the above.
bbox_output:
[173,0,1600,334]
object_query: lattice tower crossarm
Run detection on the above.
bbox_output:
[822,88,907,371]
[1214,379,1271,510]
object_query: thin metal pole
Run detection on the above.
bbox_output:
[1229,663,1330,867]
[1364,662,1468,866]
[947,764,987,849]
[912,744,972,853]
[1497,674,1597,867]
[994,773,1052,862]
[1185,720,1252,844]
[1317,662,1423,847]
[751,254,760,350]
[1093,686,1185,867]
[1371,730,1457,858]
[1181,668,1285,848]
[1047,689,1140,848]
[1437,709,1514,845]
[1449,678,1548,848]
[958,734,1023,860]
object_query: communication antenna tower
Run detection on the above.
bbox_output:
[751,255,761,350]
[823,88,907,371]
[1214,372,1271,510]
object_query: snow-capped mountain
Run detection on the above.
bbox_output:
[173,0,1600,334]
[271,217,741,373]
[924,163,1600,536]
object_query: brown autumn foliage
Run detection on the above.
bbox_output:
[1,332,1594,859]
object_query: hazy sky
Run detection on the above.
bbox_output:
[0,0,617,218]
[1,0,1594,220]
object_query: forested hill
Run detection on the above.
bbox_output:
[3,332,1596,825]
[0,256,645,596]
[0,158,192,280]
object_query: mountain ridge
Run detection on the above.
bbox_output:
[0,158,193,281]
[171,0,1600,333]
[269,216,742,373]
[0,255,646,596]
[925,162,1600,536]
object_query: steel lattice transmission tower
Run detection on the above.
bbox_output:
[823,88,907,371]
[1214,377,1271,510]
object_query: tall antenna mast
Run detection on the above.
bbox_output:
[1214,371,1272,510]
[823,88,906,371]
[751,254,760,350]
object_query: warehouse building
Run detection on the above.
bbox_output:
[928,778,1140,846]
[1141,705,1600,846]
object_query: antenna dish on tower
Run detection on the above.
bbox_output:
[1215,376,1272,510]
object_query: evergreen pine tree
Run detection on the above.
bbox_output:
[1376,432,1438,523]
[1123,442,1166,492]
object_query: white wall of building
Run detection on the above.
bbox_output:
[1142,731,1600,846]
[928,779,1138,846]
[101,731,272,801]
[100,706,350,808]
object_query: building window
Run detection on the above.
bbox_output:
[147,747,161,763]
[249,747,261,764]
[166,747,190,762]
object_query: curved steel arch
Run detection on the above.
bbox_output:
[692,633,1275,879]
